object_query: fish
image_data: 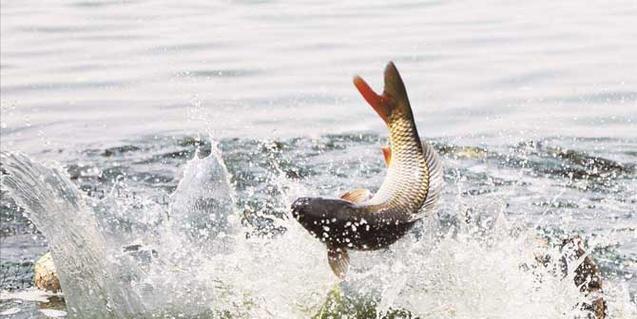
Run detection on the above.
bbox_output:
[291,62,443,279]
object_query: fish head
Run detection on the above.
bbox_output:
[291,197,358,244]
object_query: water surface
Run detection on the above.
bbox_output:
[1,0,636,318]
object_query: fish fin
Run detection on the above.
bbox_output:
[381,146,391,166]
[327,247,349,279]
[421,141,444,211]
[353,62,413,125]
[340,188,372,204]
[382,62,411,112]
[353,75,386,122]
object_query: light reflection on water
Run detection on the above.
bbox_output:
[1,0,636,151]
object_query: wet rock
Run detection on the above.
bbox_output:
[436,144,488,160]
[38,295,67,312]
[534,234,607,319]
[34,253,61,293]
[561,236,607,319]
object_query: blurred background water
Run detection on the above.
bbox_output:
[1,0,636,318]
[2,0,636,149]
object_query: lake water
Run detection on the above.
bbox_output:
[1,0,636,318]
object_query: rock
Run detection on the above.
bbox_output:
[436,145,488,160]
[561,236,607,319]
[533,235,607,318]
[34,252,61,293]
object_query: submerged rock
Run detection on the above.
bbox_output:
[34,252,60,293]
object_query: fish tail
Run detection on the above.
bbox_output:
[353,61,414,125]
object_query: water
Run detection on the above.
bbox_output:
[1,0,636,318]
[2,0,636,149]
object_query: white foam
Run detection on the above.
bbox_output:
[2,148,635,318]
[0,288,52,303]
[0,307,21,316]
[39,309,67,318]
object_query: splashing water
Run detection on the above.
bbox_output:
[1,152,142,317]
[1,146,334,318]
[1,135,635,318]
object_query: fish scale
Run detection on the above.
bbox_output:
[367,113,429,216]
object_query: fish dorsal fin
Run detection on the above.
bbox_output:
[421,141,444,212]
[381,146,391,166]
[340,188,372,204]
[327,247,349,280]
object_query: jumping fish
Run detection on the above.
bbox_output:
[291,62,443,278]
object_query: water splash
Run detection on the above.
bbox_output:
[0,145,334,318]
[0,152,142,317]
[169,143,237,252]
[1,135,636,318]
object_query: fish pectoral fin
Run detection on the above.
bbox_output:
[327,247,350,279]
[381,146,391,166]
[339,188,372,204]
